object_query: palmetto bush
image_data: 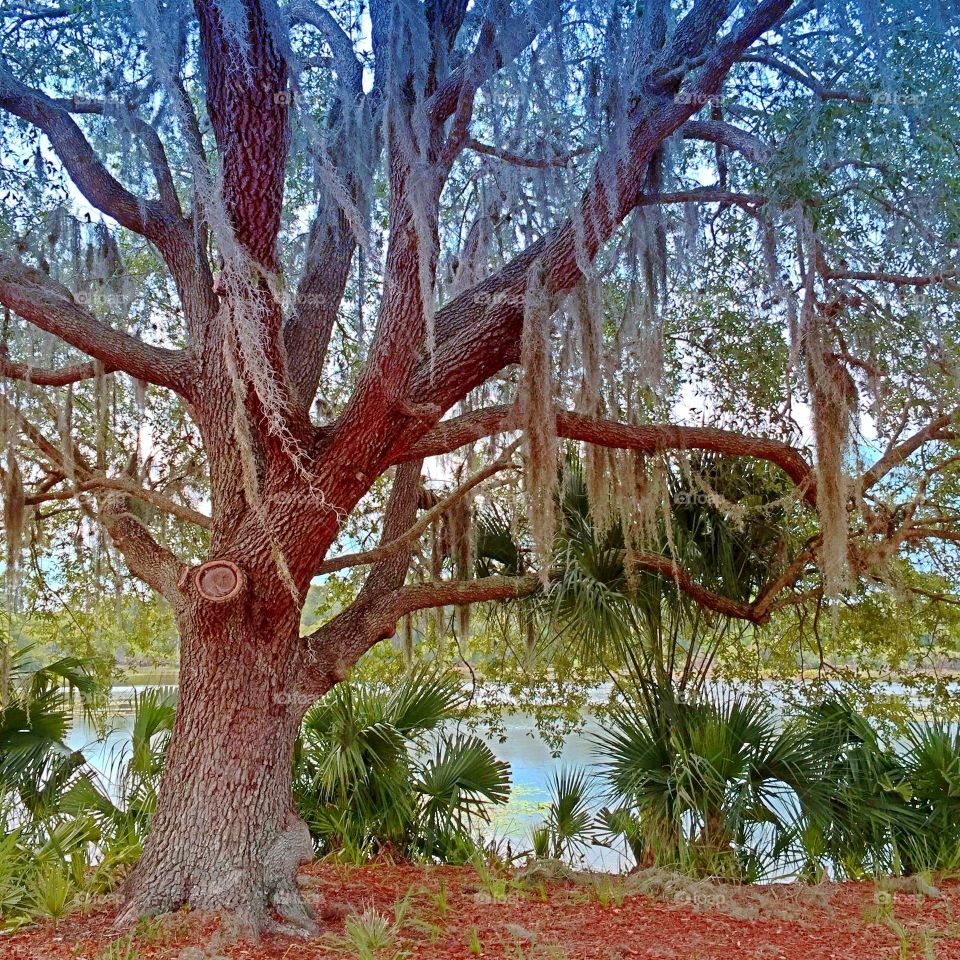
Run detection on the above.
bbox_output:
[531,768,600,863]
[794,697,960,879]
[1,642,101,928]
[58,686,177,874]
[596,685,830,881]
[293,666,510,862]
[1,643,97,820]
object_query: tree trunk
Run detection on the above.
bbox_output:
[119,596,321,936]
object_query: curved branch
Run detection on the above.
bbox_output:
[0,346,107,386]
[397,405,815,503]
[0,61,171,235]
[465,138,596,169]
[99,495,188,600]
[740,51,871,104]
[288,0,363,92]
[0,259,193,394]
[302,551,769,693]
[54,96,182,216]
[316,439,519,575]
[681,119,772,163]
[0,62,217,334]
[26,477,211,529]
[861,413,956,492]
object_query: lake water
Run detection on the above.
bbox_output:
[66,688,628,870]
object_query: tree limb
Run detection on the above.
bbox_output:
[682,119,772,162]
[0,259,194,394]
[384,0,795,444]
[741,51,871,104]
[0,345,108,386]
[397,404,815,503]
[316,439,519,575]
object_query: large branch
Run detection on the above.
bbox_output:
[195,0,291,271]
[99,495,188,600]
[55,96,182,216]
[325,0,550,449]
[0,62,217,334]
[302,548,769,693]
[299,459,426,692]
[426,0,543,130]
[0,259,194,393]
[0,60,171,236]
[384,0,795,443]
[300,574,540,693]
[284,1,374,408]
[398,405,815,503]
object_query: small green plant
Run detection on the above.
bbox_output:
[468,925,483,954]
[333,903,410,960]
[95,937,142,960]
[470,854,509,902]
[592,876,623,908]
[533,768,598,864]
[29,860,75,919]
[432,878,449,919]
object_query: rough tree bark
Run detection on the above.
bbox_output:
[117,601,317,935]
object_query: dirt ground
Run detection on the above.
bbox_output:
[3,861,960,959]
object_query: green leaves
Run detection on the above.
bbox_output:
[294,668,510,862]
[416,734,511,839]
[536,768,599,862]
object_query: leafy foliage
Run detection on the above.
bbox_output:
[293,666,510,862]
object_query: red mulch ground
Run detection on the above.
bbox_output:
[3,863,960,959]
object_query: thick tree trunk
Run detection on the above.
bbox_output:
[119,597,321,936]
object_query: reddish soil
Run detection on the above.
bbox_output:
[3,862,960,959]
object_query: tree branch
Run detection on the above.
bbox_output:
[195,0,291,271]
[465,138,596,169]
[0,345,108,386]
[25,476,212,529]
[316,439,519,575]
[0,60,217,334]
[824,268,960,290]
[861,413,956,492]
[681,119,772,163]
[0,392,193,596]
[0,259,194,394]
[741,51,871,104]
[99,494,188,599]
[0,59,172,236]
[385,0,795,442]
[54,96,182,216]
[397,405,815,503]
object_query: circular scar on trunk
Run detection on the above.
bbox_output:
[195,559,246,603]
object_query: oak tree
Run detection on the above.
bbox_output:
[2,0,959,933]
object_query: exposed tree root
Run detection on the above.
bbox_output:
[116,817,321,940]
